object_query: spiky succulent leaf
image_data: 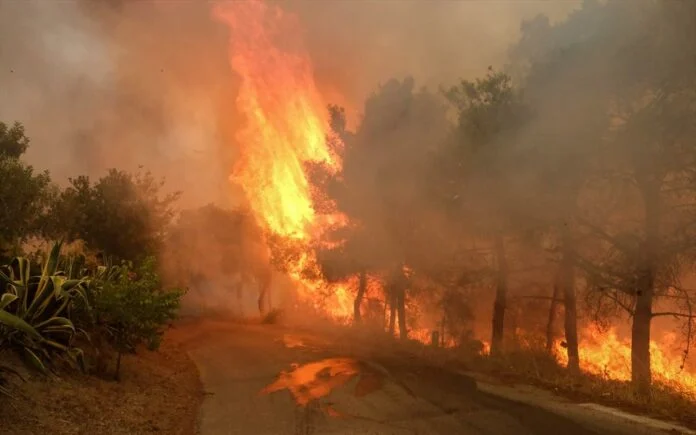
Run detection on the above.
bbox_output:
[21,348,47,374]
[0,293,17,310]
[0,310,42,340]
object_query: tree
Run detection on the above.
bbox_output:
[318,80,451,336]
[163,204,272,315]
[48,169,179,262]
[0,121,30,159]
[441,67,530,356]
[516,37,614,373]
[514,0,696,393]
[0,121,53,258]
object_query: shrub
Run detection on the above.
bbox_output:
[0,242,87,374]
[80,257,184,380]
[0,299,39,396]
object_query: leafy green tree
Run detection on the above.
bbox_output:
[0,121,30,159]
[47,169,179,262]
[0,121,53,259]
[80,257,183,380]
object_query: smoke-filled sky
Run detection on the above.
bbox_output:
[0,0,580,206]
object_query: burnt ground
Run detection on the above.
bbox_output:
[0,329,203,435]
[180,319,692,435]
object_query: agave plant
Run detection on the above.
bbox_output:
[0,241,89,373]
[0,296,37,396]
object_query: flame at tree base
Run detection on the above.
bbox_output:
[555,325,696,398]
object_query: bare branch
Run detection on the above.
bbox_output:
[600,290,635,315]
[652,311,696,319]
[575,217,637,255]
[519,295,564,303]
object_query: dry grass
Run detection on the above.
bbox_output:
[0,328,203,435]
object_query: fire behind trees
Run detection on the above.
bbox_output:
[312,0,696,397]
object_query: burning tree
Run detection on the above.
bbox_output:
[440,67,531,356]
[318,79,451,336]
[509,0,696,394]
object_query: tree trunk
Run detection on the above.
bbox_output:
[632,282,653,397]
[545,282,561,354]
[388,289,397,336]
[490,234,508,356]
[560,228,580,374]
[354,270,367,323]
[236,276,243,315]
[397,288,407,340]
[257,288,267,315]
[257,269,272,315]
[631,180,658,397]
[114,352,122,382]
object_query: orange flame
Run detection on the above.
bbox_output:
[555,325,696,398]
[213,0,339,240]
[213,0,353,317]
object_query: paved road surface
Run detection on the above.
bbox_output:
[175,320,691,435]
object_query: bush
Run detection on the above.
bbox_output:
[0,304,38,396]
[0,242,87,375]
[80,257,184,380]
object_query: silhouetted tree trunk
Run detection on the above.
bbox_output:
[545,282,561,354]
[257,268,272,315]
[491,234,508,356]
[388,289,397,336]
[560,226,579,374]
[397,287,407,340]
[632,182,658,397]
[354,270,367,323]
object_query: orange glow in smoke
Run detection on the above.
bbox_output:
[213,0,353,318]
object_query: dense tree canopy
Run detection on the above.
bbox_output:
[46,169,180,262]
[0,121,52,259]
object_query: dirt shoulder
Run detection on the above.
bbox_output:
[0,328,203,435]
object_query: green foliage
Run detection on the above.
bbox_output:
[0,121,30,159]
[0,295,36,396]
[0,155,53,258]
[80,257,183,379]
[47,169,180,262]
[443,67,530,162]
[0,241,87,374]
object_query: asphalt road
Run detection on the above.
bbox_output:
[175,320,691,435]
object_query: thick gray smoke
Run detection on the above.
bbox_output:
[0,0,579,206]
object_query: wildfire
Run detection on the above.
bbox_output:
[213,0,352,317]
[555,325,696,398]
[210,5,696,399]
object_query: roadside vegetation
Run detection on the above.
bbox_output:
[0,120,197,433]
